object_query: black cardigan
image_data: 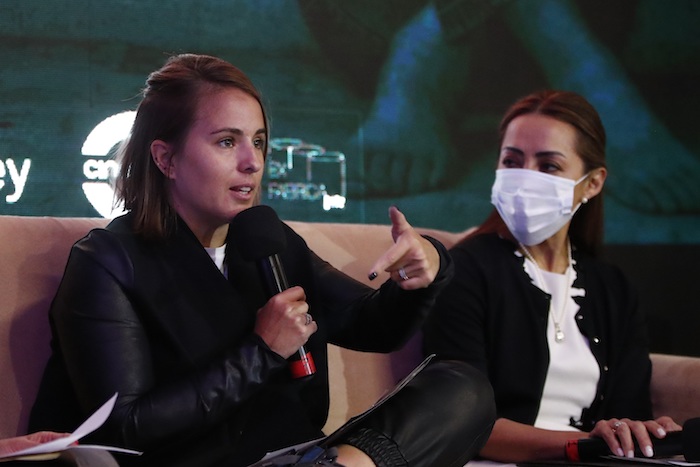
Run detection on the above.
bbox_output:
[30,213,452,467]
[423,233,652,431]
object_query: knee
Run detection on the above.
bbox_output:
[344,359,496,466]
[384,359,495,466]
[417,359,496,432]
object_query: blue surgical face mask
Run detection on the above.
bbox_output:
[491,169,589,246]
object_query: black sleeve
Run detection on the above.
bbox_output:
[422,243,491,374]
[598,265,653,423]
[48,232,288,449]
[316,235,454,352]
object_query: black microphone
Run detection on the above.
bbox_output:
[231,205,316,379]
[566,417,700,462]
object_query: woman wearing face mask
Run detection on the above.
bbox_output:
[423,90,681,463]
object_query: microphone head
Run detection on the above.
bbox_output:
[684,417,700,461]
[230,205,287,261]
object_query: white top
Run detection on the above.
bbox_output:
[204,244,227,276]
[466,256,601,467]
[521,260,600,431]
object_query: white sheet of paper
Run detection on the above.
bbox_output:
[0,393,141,460]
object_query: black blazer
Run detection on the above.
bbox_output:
[423,233,652,431]
[30,213,452,467]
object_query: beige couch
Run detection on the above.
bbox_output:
[2,215,700,441]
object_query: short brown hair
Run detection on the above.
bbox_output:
[115,54,269,240]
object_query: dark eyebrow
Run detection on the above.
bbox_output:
[502,146,566,158]
[502,146,523,156]
[210,128,267,136]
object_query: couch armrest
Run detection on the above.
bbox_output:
[650,353,700,424]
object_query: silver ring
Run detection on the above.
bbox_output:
[612,421,625,431]
[304,313,313,326]
[398,268,409,281]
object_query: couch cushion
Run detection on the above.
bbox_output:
[0,216,108,437]
[4,215,700,439]
[650,353,700,424]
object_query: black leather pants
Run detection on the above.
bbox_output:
[342,359,496,467]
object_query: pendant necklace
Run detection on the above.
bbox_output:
[519,241,573,343]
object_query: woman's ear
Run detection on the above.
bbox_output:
[584,167,607,200]
[151,140,174,178]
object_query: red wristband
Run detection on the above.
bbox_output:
[565,439,581,462]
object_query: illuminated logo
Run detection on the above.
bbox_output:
[80,114,347,217]
[0,158,31,203]
[266,139,347,210]
[81,111,135,218]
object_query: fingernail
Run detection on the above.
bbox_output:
[645,446,654,458]
[368,271,378,281]
[616,448,624,457]
[657,428,666,437]
[627,450,634,458]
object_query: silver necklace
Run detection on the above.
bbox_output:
[519,241,573,343]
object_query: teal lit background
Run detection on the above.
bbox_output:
[1,0,699,242]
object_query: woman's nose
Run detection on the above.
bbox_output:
[239,144,263,173]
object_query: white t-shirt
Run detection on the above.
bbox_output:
[204,244,227,276]
[522,260,600,431]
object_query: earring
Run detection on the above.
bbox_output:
[581,196,589,204]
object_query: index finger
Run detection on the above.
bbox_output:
[367,206,414,280]
[367,238,411,281]
[389,205,411,242]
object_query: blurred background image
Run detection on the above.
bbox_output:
[1,0,699,242]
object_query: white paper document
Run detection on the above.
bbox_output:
[0,393,142,462]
